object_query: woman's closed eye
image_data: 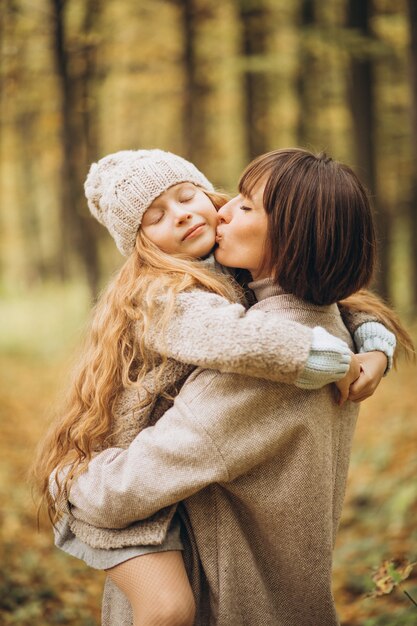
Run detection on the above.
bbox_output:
[240,205,252,212]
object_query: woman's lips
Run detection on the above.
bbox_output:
[183,223,206,241]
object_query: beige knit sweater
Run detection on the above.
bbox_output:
[63,269,375,551]
[69,281,363,626]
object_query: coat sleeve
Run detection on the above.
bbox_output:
[144,290,314,385]
[68,369,296,529]
[68,373,229,528]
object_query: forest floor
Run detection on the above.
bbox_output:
[0,292,416,625]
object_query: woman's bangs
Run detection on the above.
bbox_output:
[238,158,272,198]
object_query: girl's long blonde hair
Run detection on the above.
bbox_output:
[33,190,240,523]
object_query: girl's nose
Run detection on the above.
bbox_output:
[172,206,192,224]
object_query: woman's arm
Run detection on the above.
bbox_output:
[67,368,309,529]
[68,377,228,528]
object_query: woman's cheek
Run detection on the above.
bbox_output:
[214,242,236,267]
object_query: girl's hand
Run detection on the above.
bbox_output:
[347,351,388,403]
[335,352,361,405]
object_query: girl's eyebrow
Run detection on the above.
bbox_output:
[174,184,195,197]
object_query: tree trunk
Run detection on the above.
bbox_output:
[0,0,11,281]
[347,0,390,300]
[179,0,212,165]
[407,0,417,313]
[50,0,101,298]
[80,0,102,167]
[16,111,48,283]
[296,0,315,146]
[238,0,270,160]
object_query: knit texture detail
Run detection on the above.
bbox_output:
[295,326,351,389]
[353,321,396,373]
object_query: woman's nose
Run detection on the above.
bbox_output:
[217,202,232,224]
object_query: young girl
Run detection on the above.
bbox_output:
[35,149,398,626]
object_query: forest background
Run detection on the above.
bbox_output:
[1,0,417,624]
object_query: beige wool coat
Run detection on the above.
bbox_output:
[69,280,367,626]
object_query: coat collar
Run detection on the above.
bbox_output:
[248,277,286,302]
[249,277,339,316]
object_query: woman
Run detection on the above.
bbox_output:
[61,149,412,625]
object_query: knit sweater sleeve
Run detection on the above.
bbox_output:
[338,305,396,372]
[144,290,340,386]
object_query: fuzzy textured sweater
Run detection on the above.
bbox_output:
[69,281,367,626]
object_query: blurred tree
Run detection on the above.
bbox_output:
[237,0,270,159]
[407,0,417,312]
[175,0,213,164]
[16,109,48,283]
[347,0,390,301]
[296,0,315,146]
[50,0,102,297]
[0,0,15,282]
[1,0,49,284]
[0,2,6,281]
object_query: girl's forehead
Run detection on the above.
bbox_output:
[168,181,195,192]
[149,182,196,207]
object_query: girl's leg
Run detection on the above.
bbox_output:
[106,550,195,626]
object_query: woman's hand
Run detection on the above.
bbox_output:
[347,351,388,403]
[335,352,361,405]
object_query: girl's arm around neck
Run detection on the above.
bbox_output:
[146,290,342,386]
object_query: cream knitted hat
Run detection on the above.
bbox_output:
[84,149,214,255]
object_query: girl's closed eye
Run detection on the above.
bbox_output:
[240,205,252,212]
[179,191,195,203]
[144,209,164,225]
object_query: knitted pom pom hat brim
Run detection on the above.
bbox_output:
[84,149,215,256]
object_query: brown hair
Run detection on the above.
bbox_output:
[239,148,376,306]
